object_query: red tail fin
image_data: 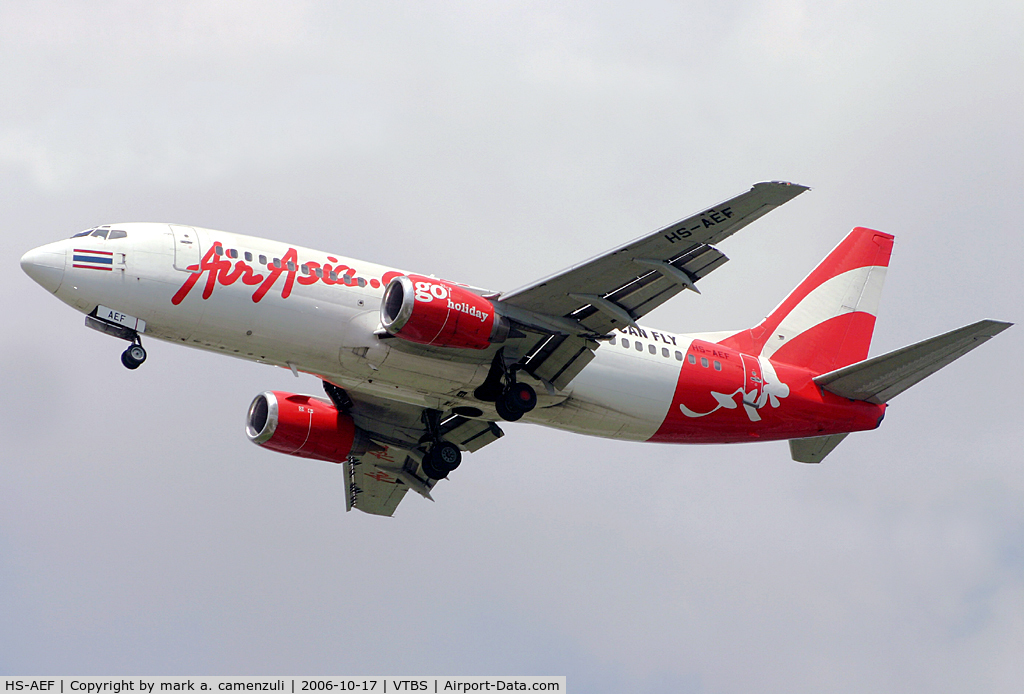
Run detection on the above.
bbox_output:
[720,227,894,374]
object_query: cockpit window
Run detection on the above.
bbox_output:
[70,227,127,239]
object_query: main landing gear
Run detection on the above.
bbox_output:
[474,349,538,422]
[420,409,462,480]
[120,338,147,370]
[494,381,537,422]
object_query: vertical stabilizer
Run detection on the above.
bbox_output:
[721,227,894,374]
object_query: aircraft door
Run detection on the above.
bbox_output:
[169,225,202,272]
[740,353,765,418]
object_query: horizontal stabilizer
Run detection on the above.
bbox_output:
[814,320,1012,404]
[789,433,849,463]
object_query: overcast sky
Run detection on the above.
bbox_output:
[2,1,1022,691]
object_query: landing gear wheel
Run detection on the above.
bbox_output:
[506,382,537,414]
[435,441,462,470]
[495,396,523,422]
[121,344,147,370]
[128,344,147,363]
[422,441,462,479]
[421,454,446,480]
[495,382,536,421]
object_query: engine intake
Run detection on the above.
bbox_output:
[246,391,371,463]
[380,274,509,349]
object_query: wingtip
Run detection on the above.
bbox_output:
[753,180,811,202]
[981,320,1014,335]
[755,180,811,190]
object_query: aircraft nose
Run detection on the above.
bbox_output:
[20,241,67,293]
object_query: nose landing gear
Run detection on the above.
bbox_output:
[84,308,149,371]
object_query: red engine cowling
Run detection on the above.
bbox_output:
[245,391,370,463]
[380,274,509,349]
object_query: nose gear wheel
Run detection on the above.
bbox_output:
[121,339,147,370]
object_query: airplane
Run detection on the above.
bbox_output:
[20,181,1012,516]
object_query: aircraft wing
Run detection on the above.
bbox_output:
[499,181,808,389]
[337,386,504,516]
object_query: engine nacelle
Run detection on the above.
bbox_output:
[245,391,371,463]
[380,274,509,349]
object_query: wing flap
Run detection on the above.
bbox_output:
[345,445,424,517]
[525,335,599,389]
[441,415,504,452]
[814,320,1012,404]
[328,383,506,516]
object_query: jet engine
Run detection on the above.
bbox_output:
[246,391,372,463]
[380,274,510,349]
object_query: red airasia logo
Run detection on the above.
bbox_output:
[172,243,399,305]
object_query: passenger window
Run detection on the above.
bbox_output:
[648,344,656,354]
[609,336,616,345]
[662,347,669,357]
[358,278,367,287]
[273,258,281,268]
[301,264,310,275]
[259,255,267,265]
[244,252,253,262]
[214,245,223,256]
[701,357,709,368]
[315,268,323,278]
[228,249,238,259]
[675,351,683,361]
[90,229,109,239]
[287,261,296,271]
[621,339,630,349]
[635,342,643,352]
[714,361,722,371]
[687,354,696,364]
[329,270,338,280]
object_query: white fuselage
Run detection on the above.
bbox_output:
[36,223,691,442]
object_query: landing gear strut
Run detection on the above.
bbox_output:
[475,349,538,422]
[85,309,149,370]
[120,338,147,370]
[420,409,462,480]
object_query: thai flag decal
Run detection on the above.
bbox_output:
[73,248,114,271]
